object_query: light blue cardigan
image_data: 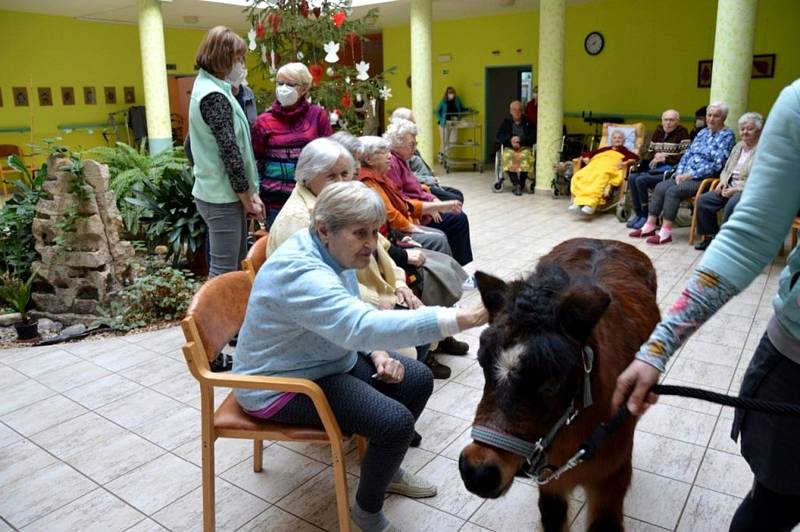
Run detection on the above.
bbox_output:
[234,229,443,411]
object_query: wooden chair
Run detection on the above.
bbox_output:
[787,217,800,255]
[181,270,356,532]
[688,178,720,245]
[0,145,34,197]
[241,232,269,282]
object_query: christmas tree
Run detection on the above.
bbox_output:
[246,0,394,135]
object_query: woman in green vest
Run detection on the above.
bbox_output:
[189,26,264,278]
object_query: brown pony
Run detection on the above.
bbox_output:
[459,238,660,532]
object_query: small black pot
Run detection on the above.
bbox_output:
[14,321,39,341]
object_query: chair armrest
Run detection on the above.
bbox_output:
[572,157,583,173]
[695,177,719,198]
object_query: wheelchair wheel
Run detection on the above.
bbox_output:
[616,203,630,223]
[492,178,504,193]
[529,181,536,194]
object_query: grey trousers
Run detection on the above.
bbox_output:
[695,190,741,237]
[649,179,702,222]
[195,198,247,278]
[406,226,453,257]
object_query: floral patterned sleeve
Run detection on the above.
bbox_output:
[636,268,739,372]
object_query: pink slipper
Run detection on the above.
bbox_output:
[629,227,658,238]
[646,234,672,245]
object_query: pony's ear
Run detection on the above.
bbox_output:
[475,271,508,322]
[557,283,611,344]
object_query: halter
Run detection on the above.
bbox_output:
[470,345,594,485]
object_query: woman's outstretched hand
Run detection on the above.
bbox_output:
[612,359,661,416]
[371,351,405,383]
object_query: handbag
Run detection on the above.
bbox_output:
[417,250,468,307]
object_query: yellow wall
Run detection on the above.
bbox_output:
[383,0,800,154]
[0,10,209,163]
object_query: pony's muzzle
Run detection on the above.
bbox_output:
[459,443,518,499]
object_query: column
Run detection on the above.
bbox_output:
[710,0,758,127]
[138,0,172,154]
[410,0,434,164]
[534,0,566,190]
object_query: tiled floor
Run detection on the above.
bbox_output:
[1,170,796,531]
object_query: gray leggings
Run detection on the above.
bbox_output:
[649,178,702,222]
[195,198,247,278]
[270,354,434,513]
[405,227,452,256]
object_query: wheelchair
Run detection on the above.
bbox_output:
[491,144,536,193]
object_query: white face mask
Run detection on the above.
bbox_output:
[695,119,705,128]
[275,84,299,107]
[226,62,247,88]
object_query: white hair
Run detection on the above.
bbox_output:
[383,118,418,150]
[294,138,355,186]
[276,62,312,90]
[738,111,764,130]
[662,109,680,120]
[311,181,386,234]
[330,131,364,160]
[708,101,730,119]
[494,344,524,385]
[390,107,415,122]
[358,135,390,162]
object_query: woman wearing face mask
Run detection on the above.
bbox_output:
[189,26,264,280]
[434,86,467,161]
[252,62,333,228]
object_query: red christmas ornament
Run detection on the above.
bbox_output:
[341,92,351,109]
[309,63,325,86]
[299,0,309,18]
[332,11,347,28]
[313,7,321,18]
[267,12,281,33]
[256,22,265,40]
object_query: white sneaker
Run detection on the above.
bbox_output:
[386,471,437,498]
[568,203,580,213]
[462,274,476,290]
[581,205,595,215]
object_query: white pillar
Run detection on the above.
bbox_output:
[534,0,565,190]
[410,0,434,164]
[137,0,172,154]
[710,0,758,128]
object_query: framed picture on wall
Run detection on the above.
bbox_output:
[84,86,96,105]
[697,60,713,88]
[752,54,776,78]
[104,86,117,104]
[124,86,136,104]
[62,87,75,105]
[38,87,53,106]
[13,87,29,107]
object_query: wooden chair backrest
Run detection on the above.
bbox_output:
[0,145,21,159]
[246,234,269,273]
[184,271,251,363]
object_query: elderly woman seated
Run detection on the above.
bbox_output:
[234,181,487,532]
[385,119,474,265]
[630,101,736,244]
[496,100,536,195]
[268,137,460,379]
[569,130,639,215]
[693,112,764,251]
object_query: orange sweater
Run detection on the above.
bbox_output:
[358,166,423,232]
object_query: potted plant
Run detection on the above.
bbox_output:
[0,270,38,340]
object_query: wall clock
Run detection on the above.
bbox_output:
[584,31,604,56]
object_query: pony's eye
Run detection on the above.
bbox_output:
[540,383,559,396]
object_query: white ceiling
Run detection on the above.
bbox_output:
[0,0,555,31]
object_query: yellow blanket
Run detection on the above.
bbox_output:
[570,150,626,209]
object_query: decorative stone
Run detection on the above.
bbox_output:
[31,156,134,322]
[0,313,22,327]
[61,323,87,337]
[36,318,63,333]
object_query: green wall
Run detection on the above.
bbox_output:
[383,0,800,154]
[0,10,208,162]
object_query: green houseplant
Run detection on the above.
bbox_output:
[0,270,38,340]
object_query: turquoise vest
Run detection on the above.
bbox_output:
[189,69,259,203]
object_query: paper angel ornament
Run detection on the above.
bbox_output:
[329,110,340,124]
[247,28,257,51]
[309,0,324,8]
[324,41,340,63]
[326,67,335,77]
[345,76,351,85]
[355,61,370,81]
[296,51,304,61]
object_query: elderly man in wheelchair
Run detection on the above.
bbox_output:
[492,100,535,195]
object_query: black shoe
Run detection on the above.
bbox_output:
[513,184,522,196]
[433,336,470,356]
[425,355,451,379]
[410,430,422,448]
[694,237,713,251]
[210,353,233,372]
[228,333,238,347]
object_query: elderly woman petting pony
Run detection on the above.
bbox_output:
[385,119,474,265]
[569,130,639,215]
[693,112,764,250]
[234,181,487,532]
[629,101,736,244]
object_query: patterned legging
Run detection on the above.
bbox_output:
[270,354,434,513]
[648,178,702,222]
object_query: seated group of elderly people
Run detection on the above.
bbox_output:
[234,110,486,531]
[569,101,764,248]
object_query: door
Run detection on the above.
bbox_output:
[168,75,196,142]
[484,65,532,163]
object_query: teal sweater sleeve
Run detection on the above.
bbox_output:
[698,81,800,290]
